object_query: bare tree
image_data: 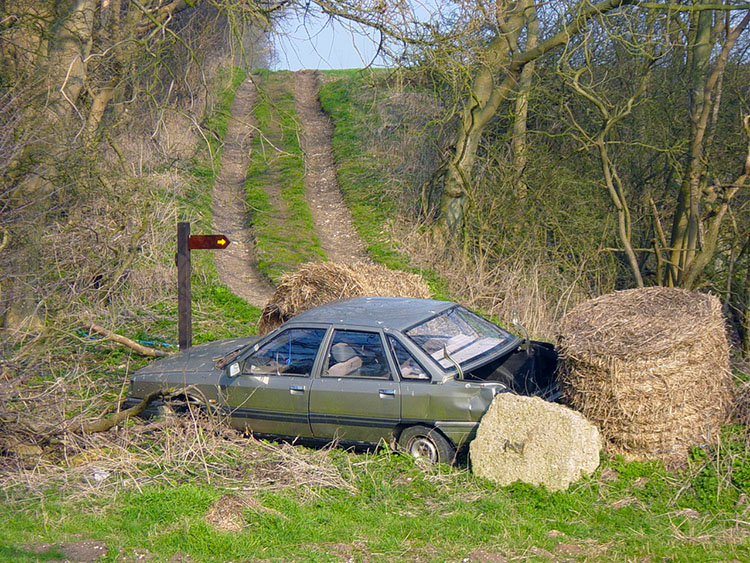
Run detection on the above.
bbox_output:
[560,4,749,289]
[665,7,750,288]
[312,0,640,238]
[0,1,274,330]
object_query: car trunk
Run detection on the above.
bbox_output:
[464,341,559,400]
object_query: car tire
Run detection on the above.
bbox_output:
[398,425,456,465]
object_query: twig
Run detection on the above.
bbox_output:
[0,227,8,253]
[82,322,170,357]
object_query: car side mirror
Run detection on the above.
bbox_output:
[229,362,241,377]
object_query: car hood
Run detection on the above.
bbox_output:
[134,337,258,376]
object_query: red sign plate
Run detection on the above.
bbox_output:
[188,234,230,250]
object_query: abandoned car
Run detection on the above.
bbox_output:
[125,297,557,463]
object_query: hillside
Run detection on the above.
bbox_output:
[1,67,749,562]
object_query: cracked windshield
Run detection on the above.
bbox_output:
[405,307,513,370]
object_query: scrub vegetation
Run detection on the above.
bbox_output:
[1,1,750,561]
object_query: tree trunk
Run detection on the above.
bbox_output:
[434,2,526,237]
[511,2,538,200]
[437,67,518,237]
[598,140,645,287]
[666,8,750,287]
[431,0,637,237]
[4,0,97,331]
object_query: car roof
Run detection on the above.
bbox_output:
[285,297,456,332]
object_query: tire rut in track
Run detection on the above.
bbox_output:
[211,77,275,307]
[213,71,370,308]
[294,70,370,264]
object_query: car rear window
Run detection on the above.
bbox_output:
[325,330,390,379]
[388,337,429,381]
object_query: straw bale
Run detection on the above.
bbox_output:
[470,393,601,491]
[557,287,734,465]
[258,262,431,333]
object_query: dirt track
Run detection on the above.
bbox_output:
[211,77,275,307]
[212,71,369,307]
[294,70,369,264]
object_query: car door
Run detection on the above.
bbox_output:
[309,329,400,443]
[220,327,327,438]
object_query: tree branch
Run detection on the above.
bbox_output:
[83,322,171,357]
[76,389,166,433]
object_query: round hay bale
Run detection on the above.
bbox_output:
[257,262,431,333]
[556,287,734,465]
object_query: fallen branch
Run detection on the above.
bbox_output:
[83,322,170,357]
[76,389,166,434]
[1,390,167,453]
[2,389,189,449]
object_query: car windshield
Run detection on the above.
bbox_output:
[405,306,514,371]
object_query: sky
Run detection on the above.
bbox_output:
[272,7,389,71]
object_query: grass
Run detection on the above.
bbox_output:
[319,70,451,299]
[1,444,748,561]
[245,70,325,282]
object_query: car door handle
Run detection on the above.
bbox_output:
[379,388,396,397]
[289,385,306,394]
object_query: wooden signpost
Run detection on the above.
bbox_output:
[177,222,230,350]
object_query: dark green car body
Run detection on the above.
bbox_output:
[126,297,557,454]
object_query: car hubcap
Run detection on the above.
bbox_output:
[409,437,438,462]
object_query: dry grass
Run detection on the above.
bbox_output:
[556,287,735,465]
[205,493,285,532]
[257,261,431,333]
[735,381,750,432]
[394,219,593,340]
[0,409,357,505]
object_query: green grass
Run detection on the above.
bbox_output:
[205,66,248,166]
[319,70,451,299]
[1,448,748,561]
[245,70,324,282]
[178,65,262,340]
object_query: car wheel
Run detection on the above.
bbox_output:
[398,425,456,465]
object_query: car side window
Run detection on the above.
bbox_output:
[325,330,390,379]
[388,336,430,381]
[243,328,326,377]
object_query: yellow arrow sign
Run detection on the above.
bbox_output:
[188,234,231,250]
